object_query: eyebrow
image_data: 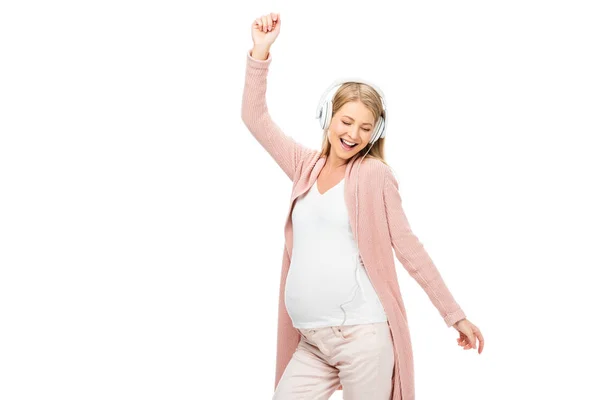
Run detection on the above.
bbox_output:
[342,115,373,126]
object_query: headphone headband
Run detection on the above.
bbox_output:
[315,77,387,119]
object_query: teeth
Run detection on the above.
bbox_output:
[342,139,356,146]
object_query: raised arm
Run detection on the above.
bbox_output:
[241,47,312,180]
[383,168,466,327]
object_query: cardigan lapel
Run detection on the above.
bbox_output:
[291,155,326,202]
[343,154,361,245]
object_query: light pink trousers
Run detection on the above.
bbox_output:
[273,321,395,400]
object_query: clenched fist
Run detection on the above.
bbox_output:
[251,12,281,49]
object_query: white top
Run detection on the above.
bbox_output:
[284,177,388,329]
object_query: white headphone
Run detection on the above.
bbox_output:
[315,78,389,327]
[315,77,387,144]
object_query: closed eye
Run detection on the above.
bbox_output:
[343,121,371,131]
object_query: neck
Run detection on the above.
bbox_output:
[323,152,351,174]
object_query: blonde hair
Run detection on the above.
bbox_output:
[318,82,389,167]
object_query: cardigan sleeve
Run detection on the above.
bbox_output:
[241,48,313,181]
[383,168,467,327]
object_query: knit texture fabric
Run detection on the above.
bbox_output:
[241,48,466,400]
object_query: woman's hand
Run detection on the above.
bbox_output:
[251,12,281,49]
[453,318,484,354]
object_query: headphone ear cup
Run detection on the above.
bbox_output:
[379,117,386,139]
[323,100,333,131]
[369,118,382,143]
[318,104,325,130]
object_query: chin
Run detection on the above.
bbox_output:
[333,147,353,160]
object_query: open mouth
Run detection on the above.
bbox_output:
[340,138,357,151]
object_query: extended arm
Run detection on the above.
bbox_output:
[383,168,466,327]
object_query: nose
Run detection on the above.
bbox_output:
[346,127,361,141]
[349,131,361,142]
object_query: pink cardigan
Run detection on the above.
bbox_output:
[241,48,466,400]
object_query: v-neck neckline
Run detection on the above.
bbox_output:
[316,177,345,196]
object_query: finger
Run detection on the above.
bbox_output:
[469,334,477,350]
[470,326,481,351]
[266,14,273,31]
[261,15,268,32]
[274,13,281,30]
[271,12,278,22]
[475,330,484,353]
[254,18,262,30]
[462,333,471,349]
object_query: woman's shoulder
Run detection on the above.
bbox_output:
[359,157,394,179]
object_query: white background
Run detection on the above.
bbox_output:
[1,1,599,399]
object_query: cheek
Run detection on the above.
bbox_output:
[333,119,347,132]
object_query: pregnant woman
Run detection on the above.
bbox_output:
[241,12,484,400]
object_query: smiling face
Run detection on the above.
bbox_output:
[327,100,377,161]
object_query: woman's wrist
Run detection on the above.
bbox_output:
[251,45,270,60]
